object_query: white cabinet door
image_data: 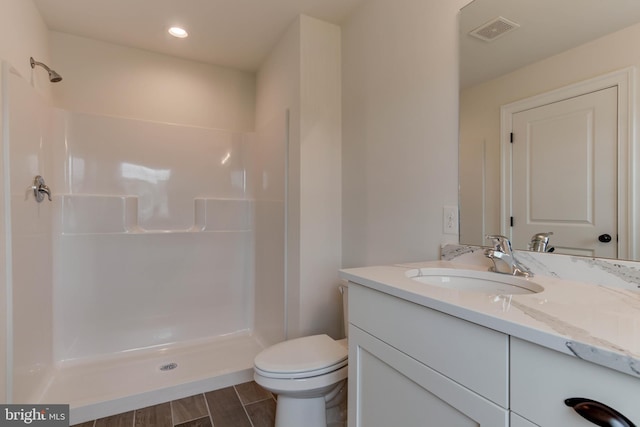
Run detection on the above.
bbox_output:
[348,326,508,427]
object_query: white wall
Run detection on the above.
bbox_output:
[256,15,342,339]
[0,0,52,98]
[459,20,640,246]
[341,0,468,268]
[0,0,52,403]
[50,32,255,131]
[254,19,300,345]
[299,16,342,338]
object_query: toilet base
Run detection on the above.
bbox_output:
[275,395,327,427]
[325,382,347,426]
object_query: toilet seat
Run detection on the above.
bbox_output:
[254,334,348,379]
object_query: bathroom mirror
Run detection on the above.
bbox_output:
[458,0,640,261]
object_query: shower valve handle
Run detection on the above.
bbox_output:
[32,175,52,202]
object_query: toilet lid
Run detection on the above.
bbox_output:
[254,334,348,376]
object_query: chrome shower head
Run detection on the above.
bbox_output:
[30,57,63,82]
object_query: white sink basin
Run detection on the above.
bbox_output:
[406,268,544,295]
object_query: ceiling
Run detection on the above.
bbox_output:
[33,0,640,85]
[460,0,640,89]
[33,0,366,71]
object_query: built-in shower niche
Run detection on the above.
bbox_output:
[55,194,139,234]
[54,194,252,233]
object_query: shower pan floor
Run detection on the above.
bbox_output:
[38,332,265,425]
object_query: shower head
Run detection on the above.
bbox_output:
[30,57,63,83]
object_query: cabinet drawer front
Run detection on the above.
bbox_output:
[348,283,508,407]
[511,337,640,426]
[349,327,508,427]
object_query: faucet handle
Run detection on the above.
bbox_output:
[485,234,512,253]
[529,232,554,252]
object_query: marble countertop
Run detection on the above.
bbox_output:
[340,260,640,378]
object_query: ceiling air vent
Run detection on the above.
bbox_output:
[469,16,520,42]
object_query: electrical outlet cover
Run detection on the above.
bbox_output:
[443,206,459,235]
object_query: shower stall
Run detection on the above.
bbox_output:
[2,60,287,422]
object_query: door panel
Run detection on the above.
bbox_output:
[511,86,617,258]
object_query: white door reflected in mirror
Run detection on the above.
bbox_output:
[509,86,617,258]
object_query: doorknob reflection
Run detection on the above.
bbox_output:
[598,234,613,243]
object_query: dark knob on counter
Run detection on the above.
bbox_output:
[565,398,635,427]
[598,234,613,243]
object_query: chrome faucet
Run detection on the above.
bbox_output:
[529,232,555,253]
[484,234,533,277]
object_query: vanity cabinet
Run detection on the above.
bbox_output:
[348,283,509,426]
[348,282,640,427]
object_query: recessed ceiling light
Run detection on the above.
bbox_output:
[168,27,188,38]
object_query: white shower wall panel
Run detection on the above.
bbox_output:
[248,114,286,346]
[5,65,54,402]
[54,231,252,362]
[51,111,256,363]
[54,111,247,230]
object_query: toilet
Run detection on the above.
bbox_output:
[253,285,349,427]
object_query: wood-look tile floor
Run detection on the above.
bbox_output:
[72,382,276,427]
